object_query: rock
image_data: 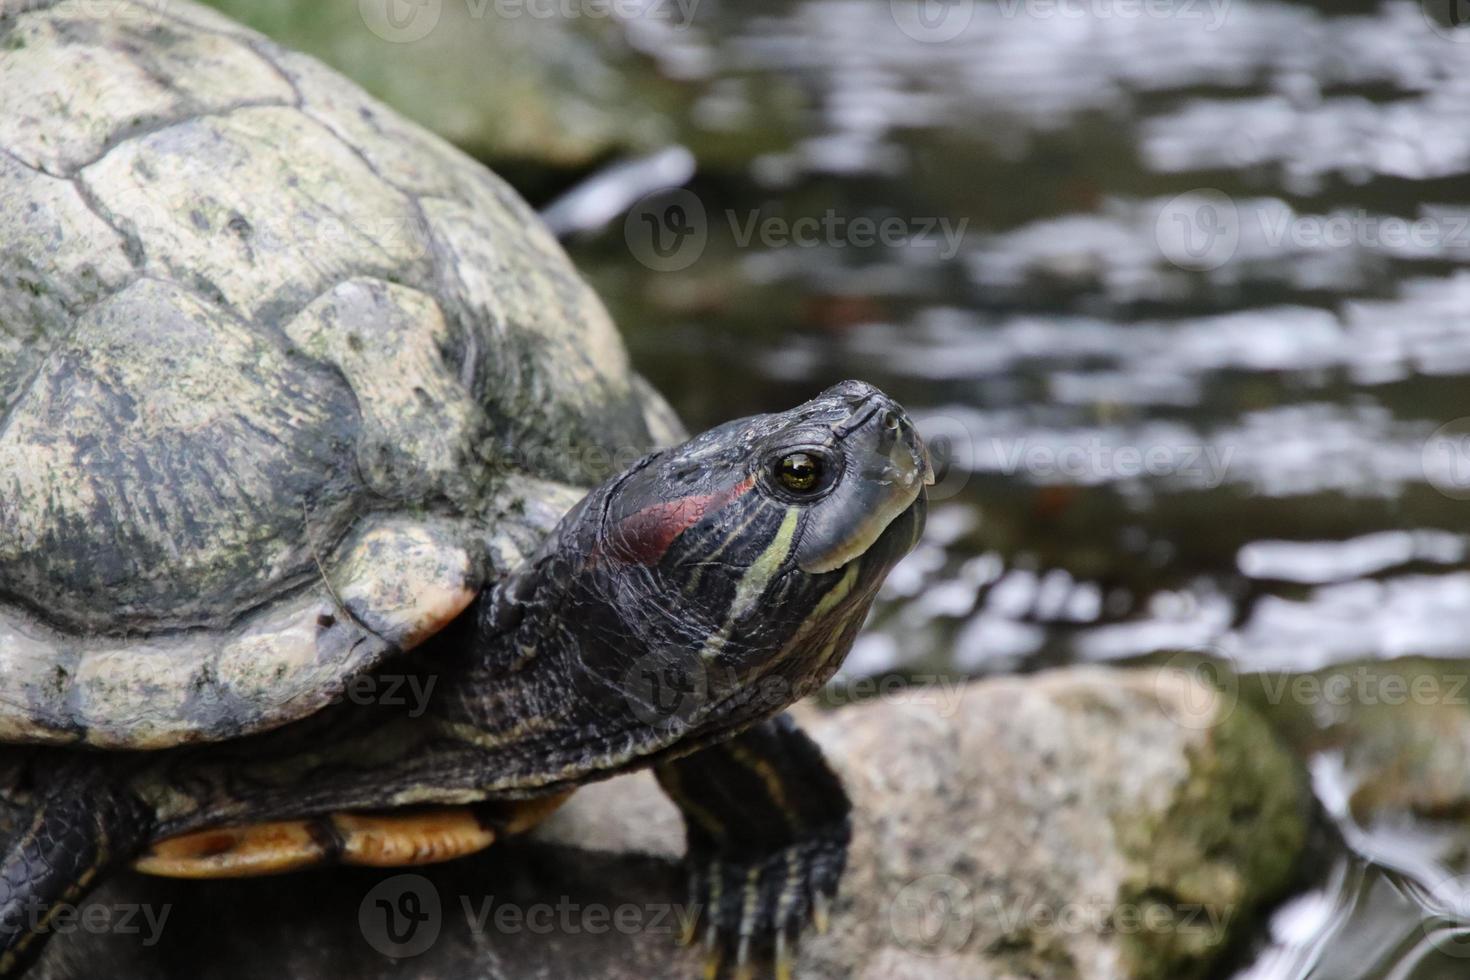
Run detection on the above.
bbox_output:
[197,0,675,176]
[31,667,1309,979]
[799,668,1309,980]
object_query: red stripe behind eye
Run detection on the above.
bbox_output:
[610,475,757,565]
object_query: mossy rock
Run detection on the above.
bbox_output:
[1114,684,1310,980]
[199,0,675,173]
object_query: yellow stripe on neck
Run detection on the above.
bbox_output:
[780,559,862,666]
[730,506,800,620]
[700,507,800,661]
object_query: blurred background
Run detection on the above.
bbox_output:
[200,0,1470,975]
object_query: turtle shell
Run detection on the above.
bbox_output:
[0,0,681,750]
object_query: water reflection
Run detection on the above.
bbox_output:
[1236,756,1470,980]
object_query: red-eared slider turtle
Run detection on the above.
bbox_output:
[0,2,932,977]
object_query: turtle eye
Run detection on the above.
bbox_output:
[775,452,822,493]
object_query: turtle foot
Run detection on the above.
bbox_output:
[682,819,848,980]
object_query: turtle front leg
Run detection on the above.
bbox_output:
[0,771,154,977]
[655,714,850,980]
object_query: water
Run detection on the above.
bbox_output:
[552,0,1470,975]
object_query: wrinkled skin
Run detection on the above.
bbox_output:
[0,381,929,978]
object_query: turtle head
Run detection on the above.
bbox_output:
[586,380,932,739]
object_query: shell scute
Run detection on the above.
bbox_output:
[0,0,672,749]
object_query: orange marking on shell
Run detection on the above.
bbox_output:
[134,822,327,878]
[611,475,757,565]
[335,809,496,867]
[134,795,574,878]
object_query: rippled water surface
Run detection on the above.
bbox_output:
[554,1,1470,975]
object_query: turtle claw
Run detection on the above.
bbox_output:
[683,821,847,979]
[735,933,753,974]
[659,717,853,980]
[774,928,796,980]
[812,892,831,935]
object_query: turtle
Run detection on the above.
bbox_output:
[0,2,933,977]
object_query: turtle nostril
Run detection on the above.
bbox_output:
[830,379,880,409]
